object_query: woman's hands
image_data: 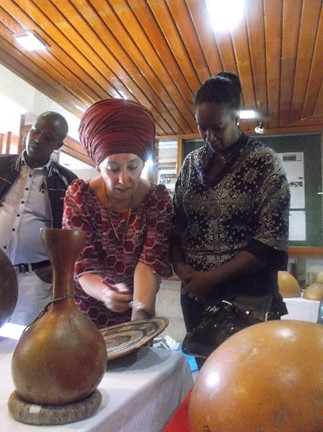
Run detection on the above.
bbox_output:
[180,270,216,299]
[173,261,195,285]
[79,274,132,313]
[171,245,214,299]
[174,251,267,300]
[101,282,132,313]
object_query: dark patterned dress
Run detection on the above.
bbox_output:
[63,179,172,328]
[171,133,290,331]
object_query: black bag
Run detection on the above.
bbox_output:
[182,295,282,360]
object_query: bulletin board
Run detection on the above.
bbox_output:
[182,133,323,247]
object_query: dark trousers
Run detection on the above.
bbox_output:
[181,292,207,369]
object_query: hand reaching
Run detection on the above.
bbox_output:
[102,282,132,313]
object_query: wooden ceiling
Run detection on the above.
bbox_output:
[0,0,323,140]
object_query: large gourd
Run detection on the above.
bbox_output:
[303,282,323,300]
[11,228,107,406]
[0,249,18,327]
[278,270,301,298]
[189,320,323,432]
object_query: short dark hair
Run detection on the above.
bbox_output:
[194,72,242,111]
[37,111,69,138]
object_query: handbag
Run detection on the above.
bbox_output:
[182,295,282,360]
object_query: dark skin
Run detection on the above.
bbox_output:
[24,113,67,283]
[171,102,266,300]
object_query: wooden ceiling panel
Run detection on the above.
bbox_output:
[164,0,208,84]
[264,0,282,129]
[279,0,302,128]
[245,0,268,117]
[302,5,323,121]
[290,0,321,124]
[186,0,222,76]
[0,0,322,140]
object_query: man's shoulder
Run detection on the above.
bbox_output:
[0,154,19,162]
[50,161,78,180]
[0,154,20,169]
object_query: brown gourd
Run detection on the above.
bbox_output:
[303,282,323,301]
[278,270,301,298]
[0,249,18,327]
[11,228,107,406]
[189,320,323,432]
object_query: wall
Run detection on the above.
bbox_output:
[0,64,99,179]
[0,64,80,140]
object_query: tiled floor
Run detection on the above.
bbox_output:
[156,278,186,344]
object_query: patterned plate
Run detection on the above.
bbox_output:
[99,317,169,360]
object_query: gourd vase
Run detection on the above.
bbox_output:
[0,249,18,327]
[11,228,107,406]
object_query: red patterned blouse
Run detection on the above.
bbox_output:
[62,179,173,328]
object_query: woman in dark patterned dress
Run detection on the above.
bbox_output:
[63,99,172,329]
[171,72,290,338]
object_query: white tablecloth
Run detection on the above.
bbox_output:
[282,297,320,322]
[0,337,193,432]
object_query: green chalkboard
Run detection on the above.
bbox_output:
[182,133,323,246]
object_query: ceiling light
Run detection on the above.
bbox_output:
[206,0,245,32]
[255,121,265,134]
[13,31,47,51]
[239,110,257,120]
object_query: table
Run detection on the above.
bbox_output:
[163,390,191,432]
[0,336,193,432]
[282,297,320,322]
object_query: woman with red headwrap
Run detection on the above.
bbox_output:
[62,99,172,328]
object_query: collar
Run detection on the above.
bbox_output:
[204,132,249,187]
[21,151,52,171]
[206,131,247,166]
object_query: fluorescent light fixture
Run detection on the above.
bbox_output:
[14,31,47,51]
[239,110,257,120]
[206,0,245,32]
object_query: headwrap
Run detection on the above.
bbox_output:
[79,98,155,165]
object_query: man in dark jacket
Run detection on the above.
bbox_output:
[0,111,77,325]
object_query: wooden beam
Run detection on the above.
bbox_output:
[62,136,95,167]
[289,247,323,257]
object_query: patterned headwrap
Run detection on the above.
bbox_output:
[79,98,155,165]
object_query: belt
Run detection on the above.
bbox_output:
[13,260,51,273]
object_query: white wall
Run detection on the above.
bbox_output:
[0,64,80,140]
[0,64,100,179]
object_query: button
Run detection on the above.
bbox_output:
[12,228,15,231]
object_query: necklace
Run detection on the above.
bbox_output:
[104,183,133,244]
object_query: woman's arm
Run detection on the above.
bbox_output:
[181,250,266,299]
[170,243,195,284]
[131,261,160,320]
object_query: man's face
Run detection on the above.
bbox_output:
[25,115,65,166]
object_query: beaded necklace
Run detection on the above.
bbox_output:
[104,183,133,244]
